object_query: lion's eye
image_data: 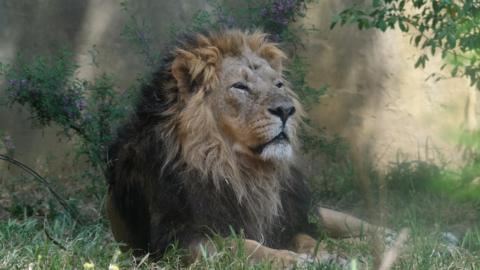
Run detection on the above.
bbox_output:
[275,82,284,88]
[231,82,250,92]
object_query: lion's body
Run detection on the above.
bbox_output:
[106,30,316,260]
[107,128,312,254]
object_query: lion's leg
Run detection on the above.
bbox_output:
[188,238,305,268]
[292,233,348,265]
[292,233,319,254]
[317,207,394,238]
[242,239,308,267]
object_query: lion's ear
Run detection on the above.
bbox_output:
[259,44,287,72]
[171,49,196,91]
[171,47,220,93]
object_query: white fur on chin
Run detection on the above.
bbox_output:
[260,142,293,161]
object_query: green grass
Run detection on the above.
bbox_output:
[0,215,347,269]
[0,202,478,269]
[1,158,479,269]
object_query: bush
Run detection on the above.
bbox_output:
[0,50,135,172]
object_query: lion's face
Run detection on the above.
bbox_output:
[172,31,302,171]
[208,51,301,162]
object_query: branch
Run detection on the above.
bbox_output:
[0,154,83,225]
[44,220,68,251]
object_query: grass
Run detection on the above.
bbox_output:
[0,212,478,269]
[0,215,346,269]
[0,217,120,270]
[0,158,479,269]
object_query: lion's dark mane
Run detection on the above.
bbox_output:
[106,32,314,258]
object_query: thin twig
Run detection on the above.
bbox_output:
[43,219,68,251]
[0,154,83,225]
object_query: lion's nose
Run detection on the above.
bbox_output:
[268,105,296,124]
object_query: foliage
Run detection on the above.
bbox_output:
[331,0,480,89]
[286,56,328,110]
[120,1,163,70]
[383,158,480,222]
[208,0,311,44]
[385,159,443,195]
[0,50,135,173]
[300,127,354,206]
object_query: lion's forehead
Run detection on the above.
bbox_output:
[219,54,279,86]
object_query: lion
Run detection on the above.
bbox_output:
[106,29,389,267]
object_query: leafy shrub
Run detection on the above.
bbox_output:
[331,0,480,89]
[385,159,443,196]
[0,50,135,172]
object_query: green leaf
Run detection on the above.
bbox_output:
[447,34,456,48]
[330,21,338,29]
[451,66,458,77]
[415,54,428,68]
[377,19,387,31]
[414,35,422,46]
[419,23,425,33]
[330,14,341,29]
[399,20,408,32]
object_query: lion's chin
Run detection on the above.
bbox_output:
[259,142,293,162]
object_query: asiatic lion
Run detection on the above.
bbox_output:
[106,29,388,267]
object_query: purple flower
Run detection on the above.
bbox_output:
[2,135,15,151]
[286,0,296,8]
[260,0,301,28]
[8,79,17,86]
[75,99,87,111]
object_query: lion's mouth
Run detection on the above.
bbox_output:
[251,132,289,154]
